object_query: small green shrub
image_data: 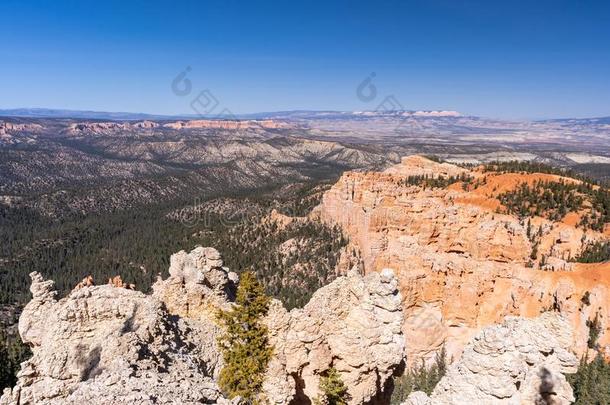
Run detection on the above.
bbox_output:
[315,367,350,405]
[586,313,601,349]
[581,291,591,306]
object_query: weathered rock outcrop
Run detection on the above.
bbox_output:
[1,247,404,405]
[64,119,289,136]
[384,156,469,178]
[152,246,239,322]
[314,155,610,365]
[3,271,226,405]
[162,119,290,130]
[0,121,43,134]
[403,313,578,405]
[266,268,404,404]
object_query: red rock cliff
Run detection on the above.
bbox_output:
[314,155,610,365]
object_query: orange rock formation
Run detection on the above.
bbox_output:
[314,155,610,365]
[108,275,135,290]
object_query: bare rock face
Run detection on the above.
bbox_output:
[265,268,405,404]
[153,246,238,322]
[0,122,43,134]
[64,119,289,136]
[3,271,226,405]
[403,313,578,405]
[384,155,469,178]
[162,119,290,130]
[314,155,610,365]
[1,247,404,405]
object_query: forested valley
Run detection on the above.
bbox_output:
[0,178,350,390]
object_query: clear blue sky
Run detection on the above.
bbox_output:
[1,0,609,119]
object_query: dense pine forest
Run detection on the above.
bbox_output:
[401,173,473,190]
[568,355,610,404]
[498,179,610,231]
[483,160,580,177]
[0,330,30,390]
[0,177,349,391]
[0,180,342,306]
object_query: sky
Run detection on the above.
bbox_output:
[0,0,609,119]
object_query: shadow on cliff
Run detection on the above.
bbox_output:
[536,367,556,405]
[368,358,406,405]
[76,344,102,381]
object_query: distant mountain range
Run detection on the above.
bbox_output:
[0,108,463,121]
[0,108,351,121]
[541,116,610,124]
[2,107,608,123]
[0,108,185,120]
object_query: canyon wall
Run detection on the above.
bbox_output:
[315,155,610,365]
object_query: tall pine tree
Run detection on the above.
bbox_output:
[217,271,273,403]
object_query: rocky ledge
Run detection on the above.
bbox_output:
[403,312,578,405]
[1,247,404,405]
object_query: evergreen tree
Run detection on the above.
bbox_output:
[0,331,28,391]
[315,367,349,405]
[575,241,610,263]
[216,272,273,403]
[568,355,610,404]
[0,334,12,390]
[586,313,601,349]
[390,347,447,404]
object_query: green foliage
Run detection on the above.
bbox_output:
[216,217,347,310]
[0,337,11,390]
[216,272,273,402]
[497,179,610,230]
[401,173,473,190]
[0,330,30,391]
[580,186,610,231]
[276,181,334,217]
[422,155,443,163]
[0,202,188,304]
[315,368,350,405]
[390,348,447,404]
[586,313,601,349]
[483,161,578,178]
[581,291,591,306]
[530,241,539,261]
[498,180,584,221]
[575,241,610,263]
[0,180,345,310]
[572,163,610,187]
[567,355,610,404]
[486,161,610,230]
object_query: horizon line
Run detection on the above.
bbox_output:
[0,106,609,122]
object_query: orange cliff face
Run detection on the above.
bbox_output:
[313,155,610,365]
